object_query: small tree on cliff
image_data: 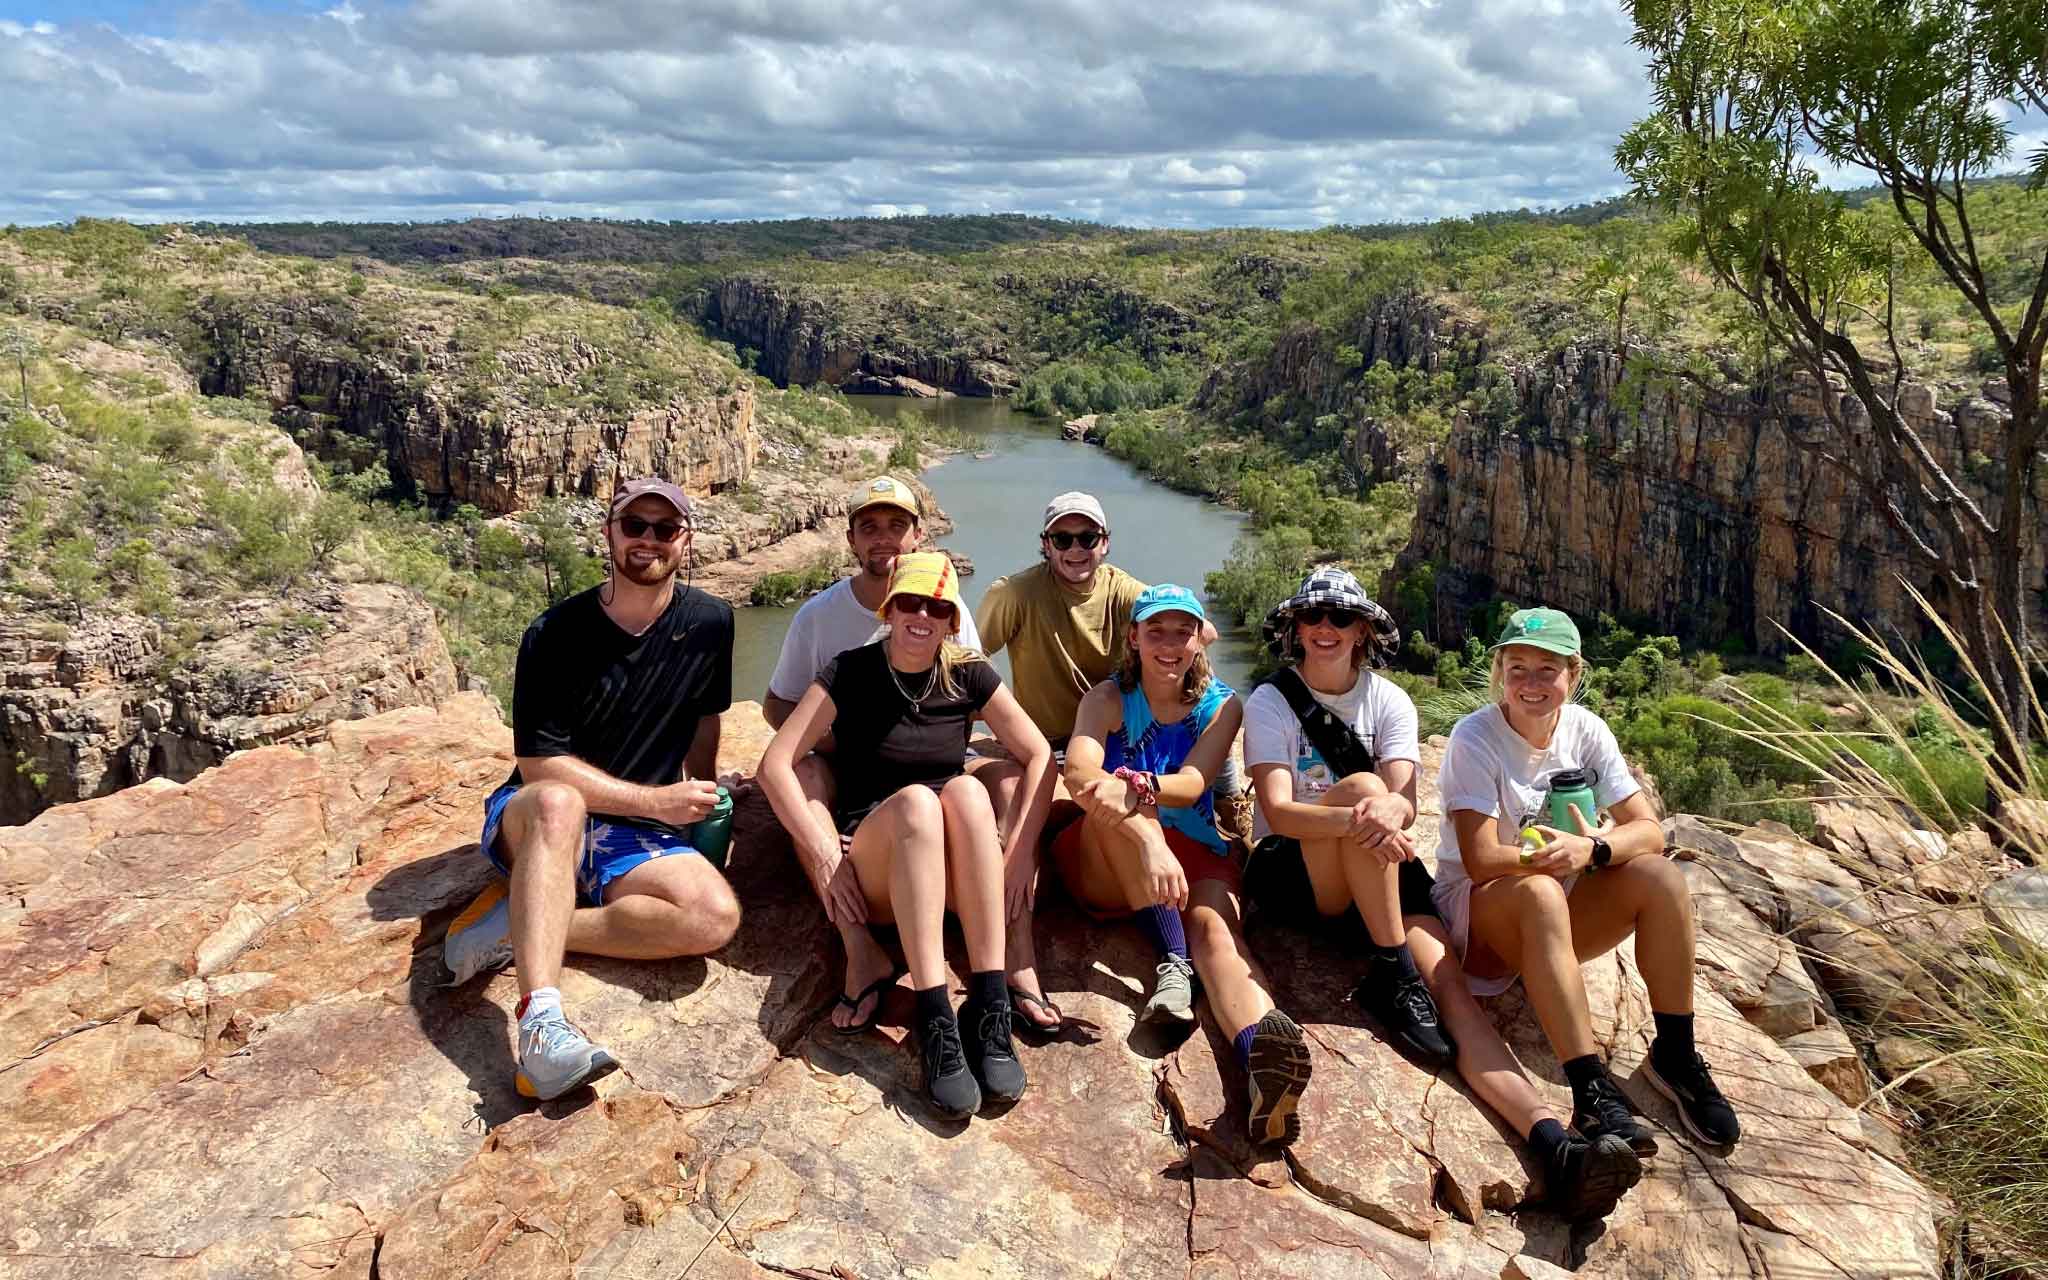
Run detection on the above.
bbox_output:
[1617,0,2047,775]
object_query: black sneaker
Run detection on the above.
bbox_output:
[960,993,1028,1103]
[917,1012,983,1118]
[1571,1071,1658,1157]
[1244,1009,1314,1147]
[1353,969,1457,1069]
[1645,1050,1741,1147]
[1545,1132,1643,1223]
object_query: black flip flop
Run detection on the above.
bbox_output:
[1008,985,1065,1037]
[831,969,903,1036]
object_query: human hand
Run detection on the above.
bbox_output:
[1004,845,1038,920]
[654,778,722,827]
[1144,845,1189,910]
[821,853,868,926]
[1346,794,1416,864]
[1075,776,1137,823]
[1528,808,1611,877]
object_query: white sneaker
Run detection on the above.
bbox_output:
[1141,955,1197,1024]
[514,1006,620,1100]
[443,880,513,986]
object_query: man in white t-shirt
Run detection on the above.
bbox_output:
[762,477,1054,1034]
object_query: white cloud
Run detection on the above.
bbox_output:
[0,0,1657,227]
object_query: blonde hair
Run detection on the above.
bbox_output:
[883,605,987,701]
[1487,645,1586,706]
[1116,635,1214,705]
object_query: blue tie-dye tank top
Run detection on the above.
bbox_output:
[1103,676,1232,854]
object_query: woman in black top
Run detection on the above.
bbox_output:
[758,553,1054,1120]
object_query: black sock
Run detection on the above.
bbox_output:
[1652,1011,1695,1066]
[1563,1053,1606,1102]
[968,969,1006,1010]
[1368,941,1421,983]
[914,983,954,1026]
[1528,1117,1570,1166]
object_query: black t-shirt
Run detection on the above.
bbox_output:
[509,585,733,802]
[818,641,1001,815]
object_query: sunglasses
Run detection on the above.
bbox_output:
[1044,529,1106,550]
[1296,606,1363,628]
[889,594,958,621]
[615,515,686,542]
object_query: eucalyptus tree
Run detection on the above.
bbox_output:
[1617,0,2047,773]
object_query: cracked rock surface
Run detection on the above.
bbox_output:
[1,699,1944,1278]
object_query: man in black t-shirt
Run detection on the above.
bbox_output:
[443,477,740,1102]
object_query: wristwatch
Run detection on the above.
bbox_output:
[1590,836,1613,870]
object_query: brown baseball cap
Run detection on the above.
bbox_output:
[610,477,692,522]
[848,475,922,523]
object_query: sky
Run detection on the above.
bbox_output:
[0,0,1666,228]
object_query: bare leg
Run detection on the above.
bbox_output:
[940,774,1007,975]
[492,781,586,996]
[968,757,1054,1026]
[1468,875,1600,1061]
[1294,771,1407,946]
[1184,880,1274,1036]
[1567,856,1696,1014]
[797,754,897,1029]
[1408,916,1560,1140]
[1054,808,1174,913]
[565,854,741,958]
[847,785,949,991]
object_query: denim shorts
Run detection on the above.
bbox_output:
[480,783,700,909]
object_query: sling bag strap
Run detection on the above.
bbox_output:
[1263,667,1379,779]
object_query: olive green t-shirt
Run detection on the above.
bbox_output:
[976,562,1145,741]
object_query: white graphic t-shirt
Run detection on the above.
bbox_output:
[1433,703,1639,890]
[766,574,983,703]
[1242,670,1420,842]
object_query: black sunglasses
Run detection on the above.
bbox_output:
[1045,529,1106,550]
[615,514,686,542]
[1296,606,1363,628]
[889,594,958,621]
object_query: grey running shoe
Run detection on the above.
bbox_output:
[514,1006,620,1100]
[1245,1009,1314,1146]
[443,879,513,987]
[1141,955,1197,1024]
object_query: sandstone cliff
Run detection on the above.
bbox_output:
[0,696,1970,1279]
[699,275,1017,396]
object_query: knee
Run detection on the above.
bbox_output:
[794,753,836,802]
[695,878,742,950]
[525,781,586,847]
[1508,874,1572,927]
[941,773,995,823]
[974,759,1023,801]
[1628,854,1691,914]
[891,784,945,837]
[1183,903,1232,955]
[1321,771,1387,805]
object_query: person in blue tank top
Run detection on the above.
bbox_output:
[1056,585,1315,1149]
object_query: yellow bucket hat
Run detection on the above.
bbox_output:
[877,550,964,622]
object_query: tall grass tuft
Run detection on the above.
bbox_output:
[1723,585,2046,1275]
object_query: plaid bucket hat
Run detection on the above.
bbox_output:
[1260,565,1401,668]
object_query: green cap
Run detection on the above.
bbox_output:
[1491,607,1582,657]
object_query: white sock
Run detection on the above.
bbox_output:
[520,986,563,1025]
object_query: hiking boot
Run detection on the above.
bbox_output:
[1571,1071,1658,1158]
[917,1010,983,1118]
[1352,968,1457,1068]
[514,1005,620,1100]
[961,992,1028,1103]
[443,878,514,986]
[1244,1009,1314,1147]
[1141,955,1197,1024]
[1646,1050,1741,1147]
[1545,1132,1643,1223]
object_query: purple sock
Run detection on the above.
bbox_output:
[1139,904,1189,960]
[1232,1021,1258,1071]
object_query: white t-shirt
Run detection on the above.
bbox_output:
[765,575,984,703]
[1242,670,1421,842]
[1433,703,1640,890]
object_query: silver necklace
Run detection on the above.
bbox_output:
[888,657,939,706]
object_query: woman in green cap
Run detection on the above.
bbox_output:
[1434,606,1741,1157]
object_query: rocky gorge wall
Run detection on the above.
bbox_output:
[700,277,1018,396]
[1341,300,2048,655]
[198,294,757,515]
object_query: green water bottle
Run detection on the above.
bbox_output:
[1545,768,1600,835]
[689,786,736,871]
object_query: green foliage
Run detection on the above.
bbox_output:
[47,533,103,616]
[750,555,843,606]
[1014,355,1196,418]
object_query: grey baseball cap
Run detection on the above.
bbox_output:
[1041,491,1108,533]
[610,477,692,521]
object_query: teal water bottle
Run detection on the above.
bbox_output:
[689,786,736,871]
[1545,768,1600,834]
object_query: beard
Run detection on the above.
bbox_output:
[613,543,683,587]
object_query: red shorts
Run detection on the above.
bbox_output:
[1052,816,1244,896]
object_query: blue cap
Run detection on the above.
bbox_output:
[1132,583,1206,624]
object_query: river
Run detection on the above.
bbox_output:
[728,396,1262,704]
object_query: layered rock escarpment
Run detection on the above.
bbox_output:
[0,583,455,825]
[1348,298,2047,655]
[0,698,1954,1279]
[699,276,1018,396]
[197,293,758,515]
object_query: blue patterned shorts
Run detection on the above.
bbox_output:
[480,783,700,908]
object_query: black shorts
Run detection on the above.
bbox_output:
[833,775,958,838]
[1244,834,1442,928]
